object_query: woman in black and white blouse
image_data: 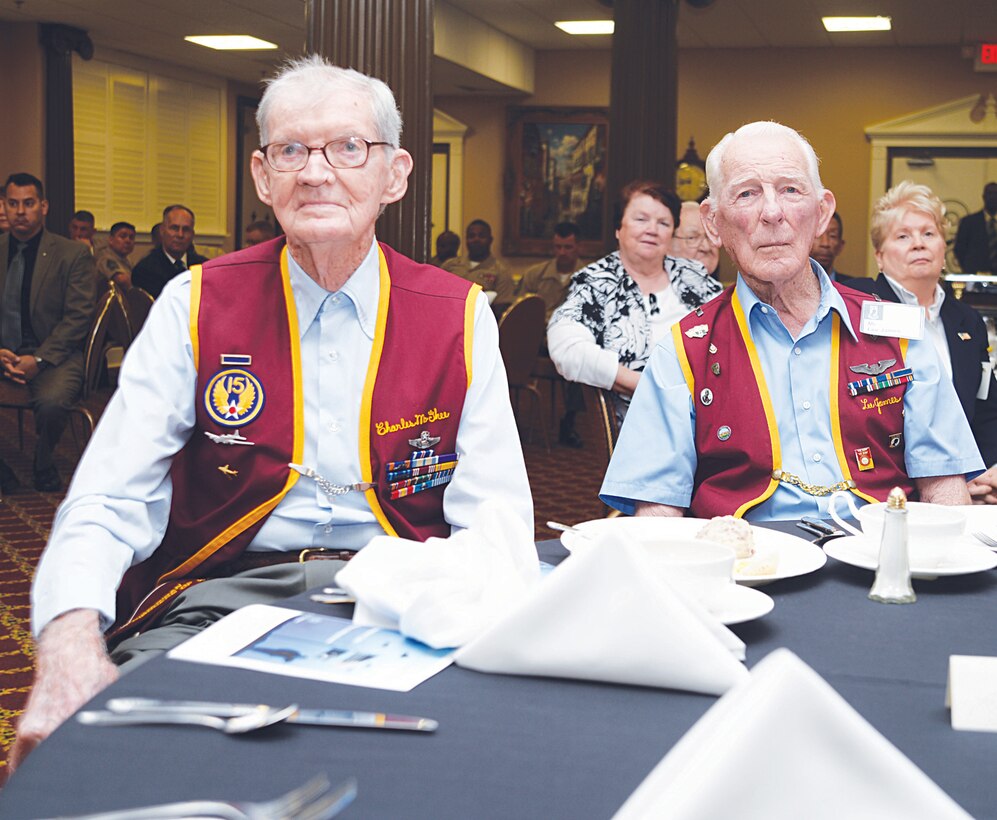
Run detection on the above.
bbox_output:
[548,179,721,419]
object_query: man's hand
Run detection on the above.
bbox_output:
[634,501,685,517]
[9,610,118,772]
[914,474,972,506]
[967,466,997,505]
[1,353,40,384]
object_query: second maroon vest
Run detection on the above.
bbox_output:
[675,283,912,518]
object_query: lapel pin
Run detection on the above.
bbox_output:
[958,332,971,341]
[700,388,714,406]
[205,431,255,446]
[218,464,239,479]
[854,447,874,471]
[888,433,902,449]
[717,425,731,441]
[711,362,721,376]
[708,343,717,354]
[685,323,708,339]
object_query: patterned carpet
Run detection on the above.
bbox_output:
[0,385,615,785]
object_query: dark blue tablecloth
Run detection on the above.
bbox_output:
[3,530,996,818]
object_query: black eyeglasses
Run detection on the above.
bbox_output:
[648,293,660,316]
[261,137,391,172]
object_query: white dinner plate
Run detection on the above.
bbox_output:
[705,583,774,625]
[824,535,997,579]
[559,517,826,587]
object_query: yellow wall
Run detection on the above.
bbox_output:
[0,24,45,180]
[438,45,992,280]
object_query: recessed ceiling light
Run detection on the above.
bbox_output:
[185,35,279,51]
[822,16,891,33]
[555,20,615,36]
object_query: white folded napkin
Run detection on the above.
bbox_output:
[614,648,971,819]
[334,499,540,649]
[454,535,749,695]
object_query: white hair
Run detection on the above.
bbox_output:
[704,121,823,210]
[256,54,402,148]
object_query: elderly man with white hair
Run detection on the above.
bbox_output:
[12,56,532,766]
[601,121,981,520]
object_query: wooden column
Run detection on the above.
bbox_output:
[306,0,434,261]
[38,24,92,238]
[608,0,679,225]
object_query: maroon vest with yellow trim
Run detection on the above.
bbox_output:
[676,283,912,518]
[113,238,475,626]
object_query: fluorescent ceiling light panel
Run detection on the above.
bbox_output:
[185,35,278,50]
[822,16,891,32]
[555,20,615,35]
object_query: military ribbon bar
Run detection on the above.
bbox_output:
[386,459,459,483]
[389,471,455,500]
[385,452,458,472]
[847,367,914,397]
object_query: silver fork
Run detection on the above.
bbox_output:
[972,531,997,551]
[76,703,298,734]
[44,774,357,819]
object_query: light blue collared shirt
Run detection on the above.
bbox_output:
[32,239,533,634]
[600,263,983,520]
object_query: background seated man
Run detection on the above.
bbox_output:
[95,221,136,291]
[443,219,515,309]
[244,219,276,246]
[600,121,980,521]
[131,204,207,297]
[954,182,997,275]
[0,173,96,492]
[12,56,532,770]
[428,229,459,268]
[810,211,851,283]
[67,210,96,252]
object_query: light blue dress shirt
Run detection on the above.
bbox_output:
[32,239,533,634]
[601,263,983,521]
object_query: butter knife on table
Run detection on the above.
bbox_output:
[105,697,438,732]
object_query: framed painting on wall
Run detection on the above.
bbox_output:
[503,106,609,257]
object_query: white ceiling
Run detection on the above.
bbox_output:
[1,0,994,90]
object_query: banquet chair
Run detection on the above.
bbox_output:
[498,295,550,452]
[122,286,155,340]
[595,388,623,518]
[595,388,620,459]
[0,288,125,455]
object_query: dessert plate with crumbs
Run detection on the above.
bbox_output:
[560,517,826,587]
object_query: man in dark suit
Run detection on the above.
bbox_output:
[849,272,997,467]
[132,204,207,297]
[954,182,997,275]
[0,173,96,491]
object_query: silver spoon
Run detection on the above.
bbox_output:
[546,520,589,537]
[76,703,298,734]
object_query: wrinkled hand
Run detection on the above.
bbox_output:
[968,466,997,505]
[9,610,118,773]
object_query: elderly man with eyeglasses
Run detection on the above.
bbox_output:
[601,121,981,521]
[12,56,532,768]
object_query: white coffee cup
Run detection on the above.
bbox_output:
[827,491,965,558]
[638,538,736,604]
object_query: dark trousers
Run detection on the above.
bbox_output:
[28,350,84,471]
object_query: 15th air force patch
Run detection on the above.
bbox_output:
[205,369,265,427]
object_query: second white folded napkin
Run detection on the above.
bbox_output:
[614,648,970,819]
[335,499,540,649]
[455,535,749,694]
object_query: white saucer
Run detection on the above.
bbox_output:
[824,535,997,579]
[560,517,826,587]
[704,583,774,625]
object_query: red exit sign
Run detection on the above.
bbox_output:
[973,43,997,71]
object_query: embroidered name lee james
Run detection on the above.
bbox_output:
[375,408,452,436]
[859,395,902,415]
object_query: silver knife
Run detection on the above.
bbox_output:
[106,697,438,732]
